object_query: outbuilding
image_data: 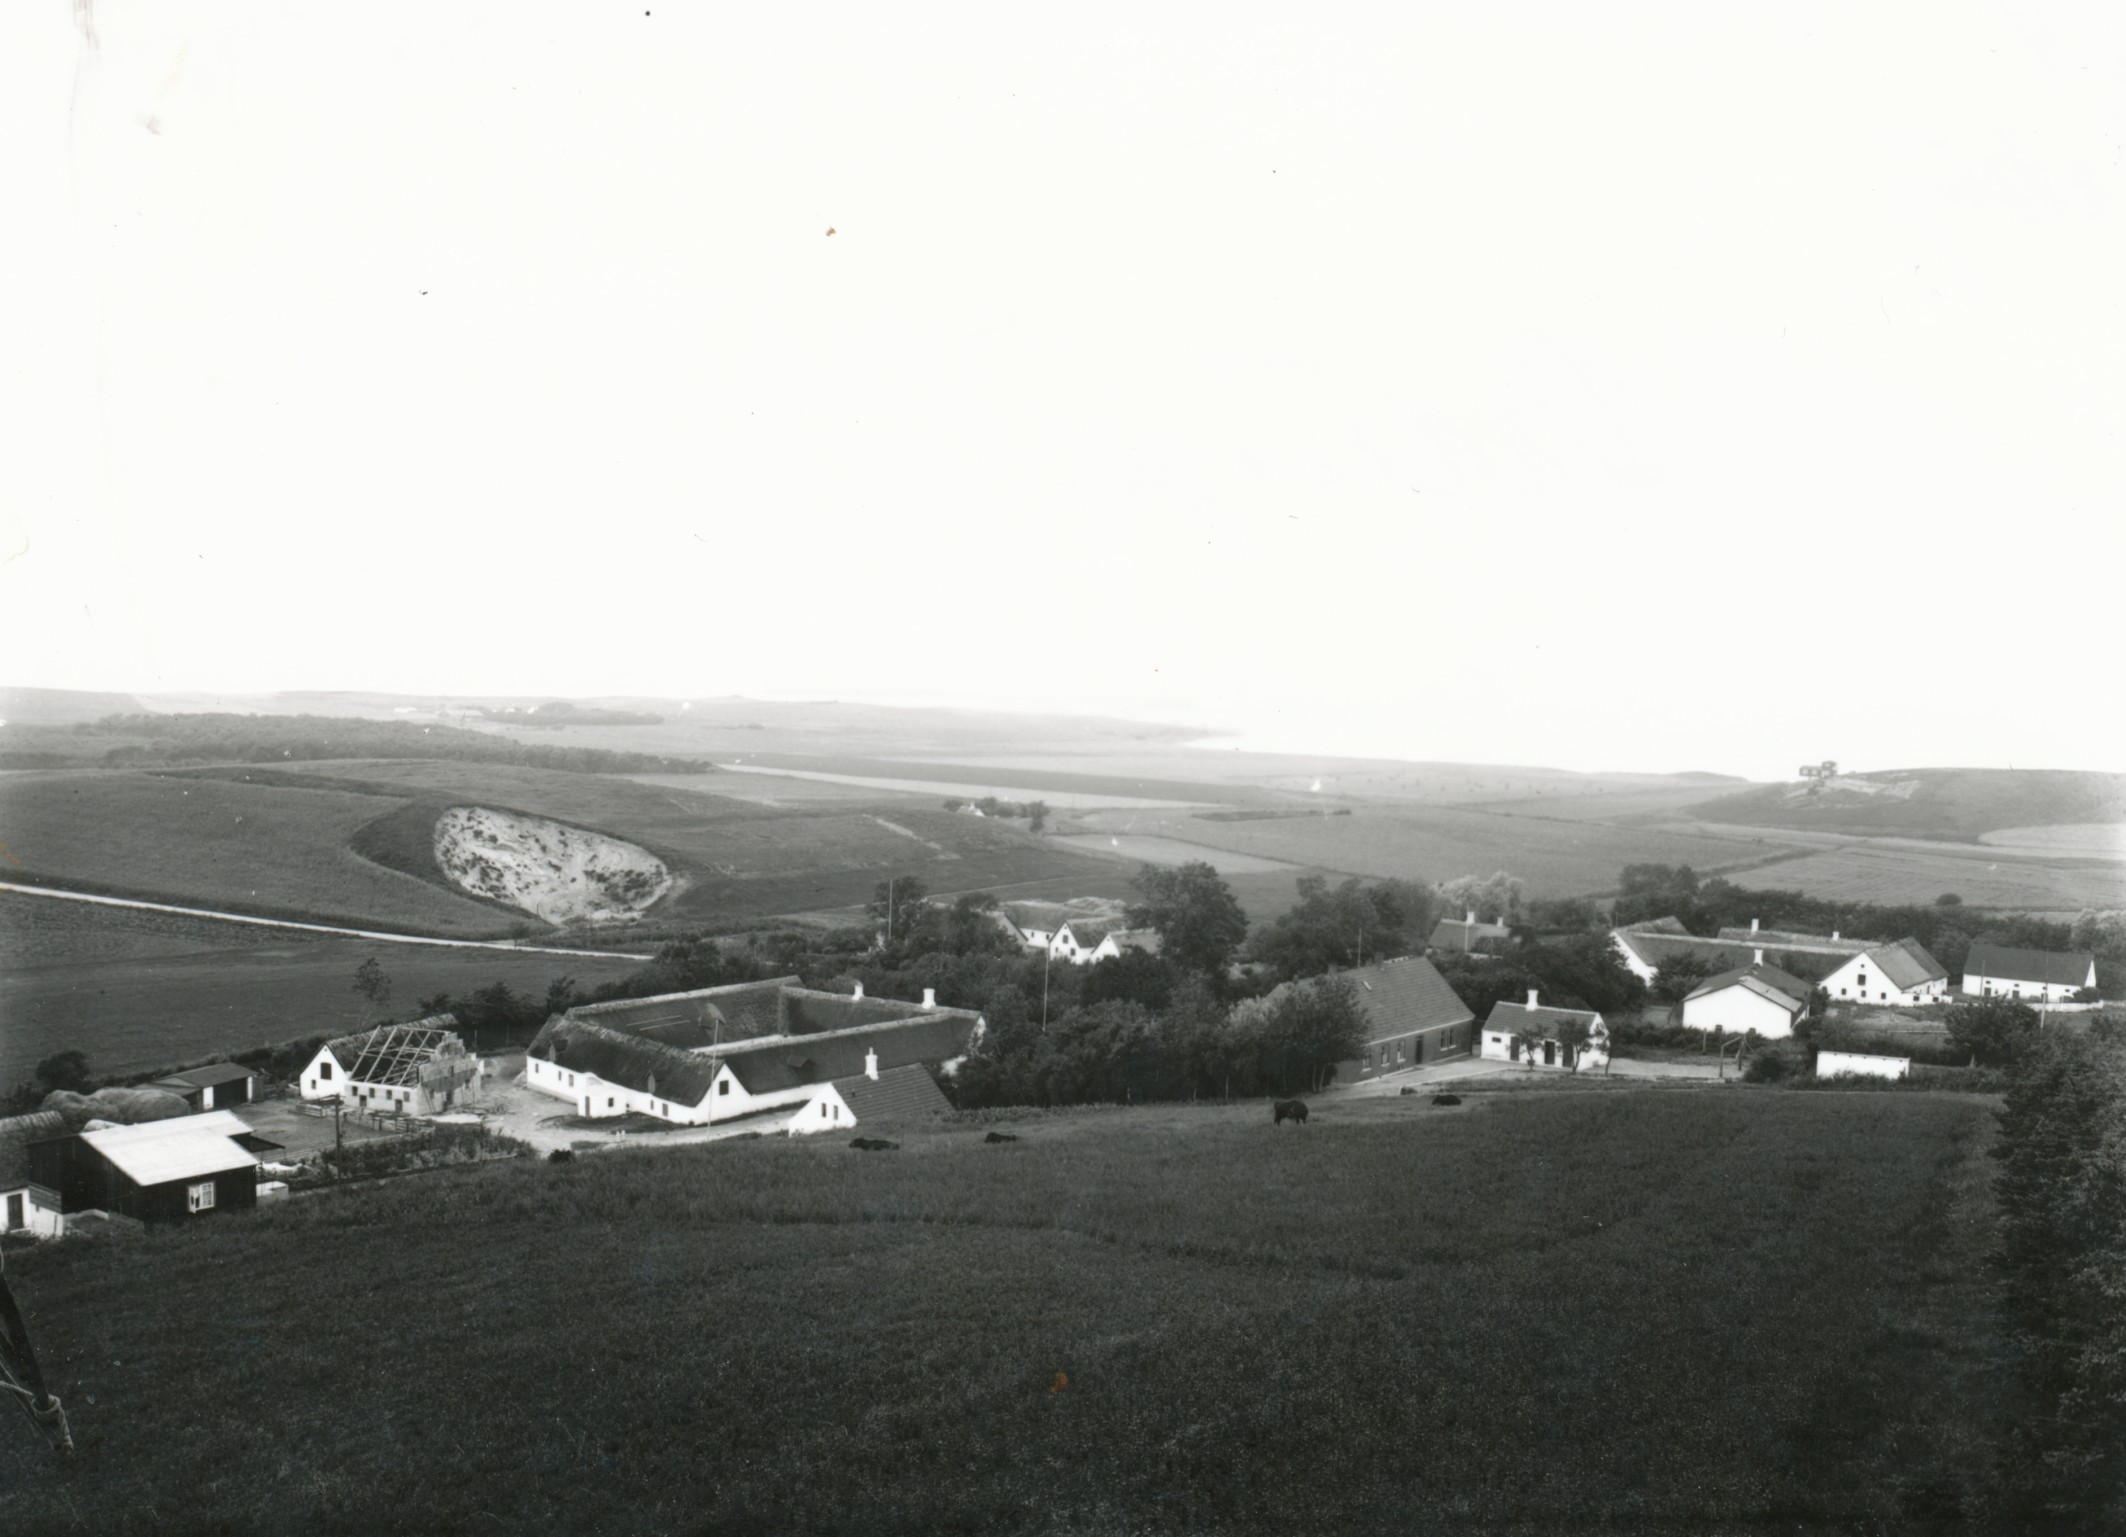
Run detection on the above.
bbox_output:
[1,1112,70,1239]
[1681,952,1815,1039]
[1815,1050,1910,1080]
[300,1017,479,1115]
[1820,940,1949,1007]
[788,1056,954,1136]
[148,1063,261,1111]
[1961,944,2097,1004]
[26,1110,263,1225]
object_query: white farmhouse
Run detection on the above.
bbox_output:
[1681,953,1815,1039]
[299,1016,479,1116]
[1479,991,1608,1070]
[1961,944,2097,1004]
[787,1056,955,1137]
[1820,939,1950,1007]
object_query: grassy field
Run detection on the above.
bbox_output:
[0,894,645,1086]
[1721,843,2126,909]
[1693,767,2126,840]
[0,1090,2001,1534]
[0,770,513,935]
[1071,803,1795,897]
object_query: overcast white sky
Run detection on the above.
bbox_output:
[4,2,2122,779]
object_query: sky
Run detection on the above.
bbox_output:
[4,2,2123,781]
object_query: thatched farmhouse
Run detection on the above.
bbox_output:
[525,978,984,1125]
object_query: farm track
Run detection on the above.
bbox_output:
[0,880,654,961]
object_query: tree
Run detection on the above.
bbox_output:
[1436,871,1525,924]
[1553,1014,1595,1070]
[1945,996,2041,1066]
[867,876,931,947]
[1027,800,1050,834]
[544,976,579,1017]
[34,1050,93,1095]
[1254,976,1369,1092]
[1651,952,1719,1006]
[1250,875,1423,979]
[352,956,393,1013]
[1127,862,1249,980]
[1079,948,1176,1012]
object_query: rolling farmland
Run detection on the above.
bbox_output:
[1720,843,2126,911]
[0,1090,2002,1533]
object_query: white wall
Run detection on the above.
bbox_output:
[787,1084,855,1136]
[1962,967,2090,1003]
[1682,983,1802,1039]
[1610,932,1659,984]
[2,1185,65,1239]
[1822,954,1947,1007]
[1479,1026,1609,1070]
[1816,1050,1909,1080]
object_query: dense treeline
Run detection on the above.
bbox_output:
[71,713,709,775]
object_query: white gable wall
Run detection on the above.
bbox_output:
[1822,953,1946,1007]
[787,1083,856,1136]
[2,1183,65,1239]
[1682,982,1803,1039]
[1610,932,1659,984]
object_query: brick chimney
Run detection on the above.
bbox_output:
[1831,929,1840,941]
[864,1049,879,1080]
[922,987,937,1008]
[852,981,864,1000]
[1526,988,1540,1008]
[1750,918,1760,935]
[1754,948,1764,966]
[1465,909,1477,926]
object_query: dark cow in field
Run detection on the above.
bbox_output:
[1432,1094,1463,1106]
[984,1131,1019,1143]
[1399,1087,1418,1097]
[850,1137,899,1151]
[547,1149,575,1163]
[1272,1099,1309,1126]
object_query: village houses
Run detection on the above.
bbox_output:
[1961,943,2098,1003]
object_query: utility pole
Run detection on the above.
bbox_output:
[1041,947,1051,1034]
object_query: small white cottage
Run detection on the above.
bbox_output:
[1681,953,1815,1039]
[1479,991,1608,1070]
[787,1056,954,1136]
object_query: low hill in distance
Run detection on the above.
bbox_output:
[1692,767,2126,843]
[0,685,147,723]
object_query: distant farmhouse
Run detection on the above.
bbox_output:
[300,1017,479,1116]
[995,900,1160,965]
[1681,952,1815,1038]
[147,1063,259,1112]
[787,1059,955,1137]
[1819,939,1949,1007]
[1428,910,1513,957]
[1325,955,1477,1084]
[526,978,985,1126]
[26,1110,275,1226]
[1480,990,1609,1070]
[1961,944,2098,1003]
[1610,916,1869,985]
[1,1112,69,1238]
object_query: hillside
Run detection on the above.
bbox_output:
[1692,767,2126,842]
[0,1092,2002,1534]
[0,686,148,723]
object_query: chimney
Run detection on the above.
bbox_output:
[1754,948,1764,966]
[1831,929,1840,941]
[864,1049,879,1080]
[1465,909,1477,926]
[1526,988,1539,1008]
[922,987,937,1009]
[1750,918,1760,934]
[852,981,864,1000]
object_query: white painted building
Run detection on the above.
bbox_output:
[1680,953,1814,1039]
[1479,991,1609,1070]
[787,1056,955,1137]
[300,1017,479,1115]
[1815,1050,1910,1080]
[1961,943,2098,1004]
[1820,939,1950,1007]
[0,1111,69,1239]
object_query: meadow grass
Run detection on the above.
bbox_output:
[1720,843,2126,910]
[0,1091,2003,1535]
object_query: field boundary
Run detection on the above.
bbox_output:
[0,881,655,961]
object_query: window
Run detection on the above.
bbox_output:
[718,1080,731,1096]
[821,1102,830,1119]
[319,1061,334,1080]
[607,1097,615,1109]
[187,1180,216,1213]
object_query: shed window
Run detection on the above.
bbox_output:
[718,1080,731,1096]
[319,1061,333,1080]
[821,1102,830,1119]
[187,1180,216,1213]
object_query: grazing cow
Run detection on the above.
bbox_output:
[1432,1093,1463,1107]
[1272,1099,1309,1126]
[850,1137,899,1151]
[547,1149,575,1163]
[1399,1087,1417,1097]
[984,1131,1019,1143]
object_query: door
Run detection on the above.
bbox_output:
[201,1085,215,1110]
[1543,1041,1557,1066]
[5,1193,22,1230]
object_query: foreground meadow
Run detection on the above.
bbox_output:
[0,1091,2001,1535]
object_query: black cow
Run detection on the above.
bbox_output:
[547,1149,575,1163]
[1399,1087,1418,1097]
[984,1131,1019,1143]
[1432,1093,1463,1107]
[850,1137,899,1151]
[1272,1099,1309,1126]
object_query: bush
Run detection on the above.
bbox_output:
[1743,1041,1809,1083]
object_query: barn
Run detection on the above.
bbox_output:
[1961,944,2098,1004]
[300,1017,479,1116]
[1819,940,1949,1007]
[1681,953,1815,1039]
[148,1063,261,1111]
[25,1111,264,1225]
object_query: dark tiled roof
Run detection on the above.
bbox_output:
[1686,962,1815,1009]
[781,989,964,1037]
[1857,939,1948,990]
[1331,956,1475,1044]
[151,1063,259,1090]
[1060,919,1122,947]
[1964,944,2096,989]
[0,1111,70,1190]
[832,1063,953,1125]
[719,1014,979,1097]
[1628,916,1692,936]
[1482,1001,1604,1040]
[1614,929,1827,976]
